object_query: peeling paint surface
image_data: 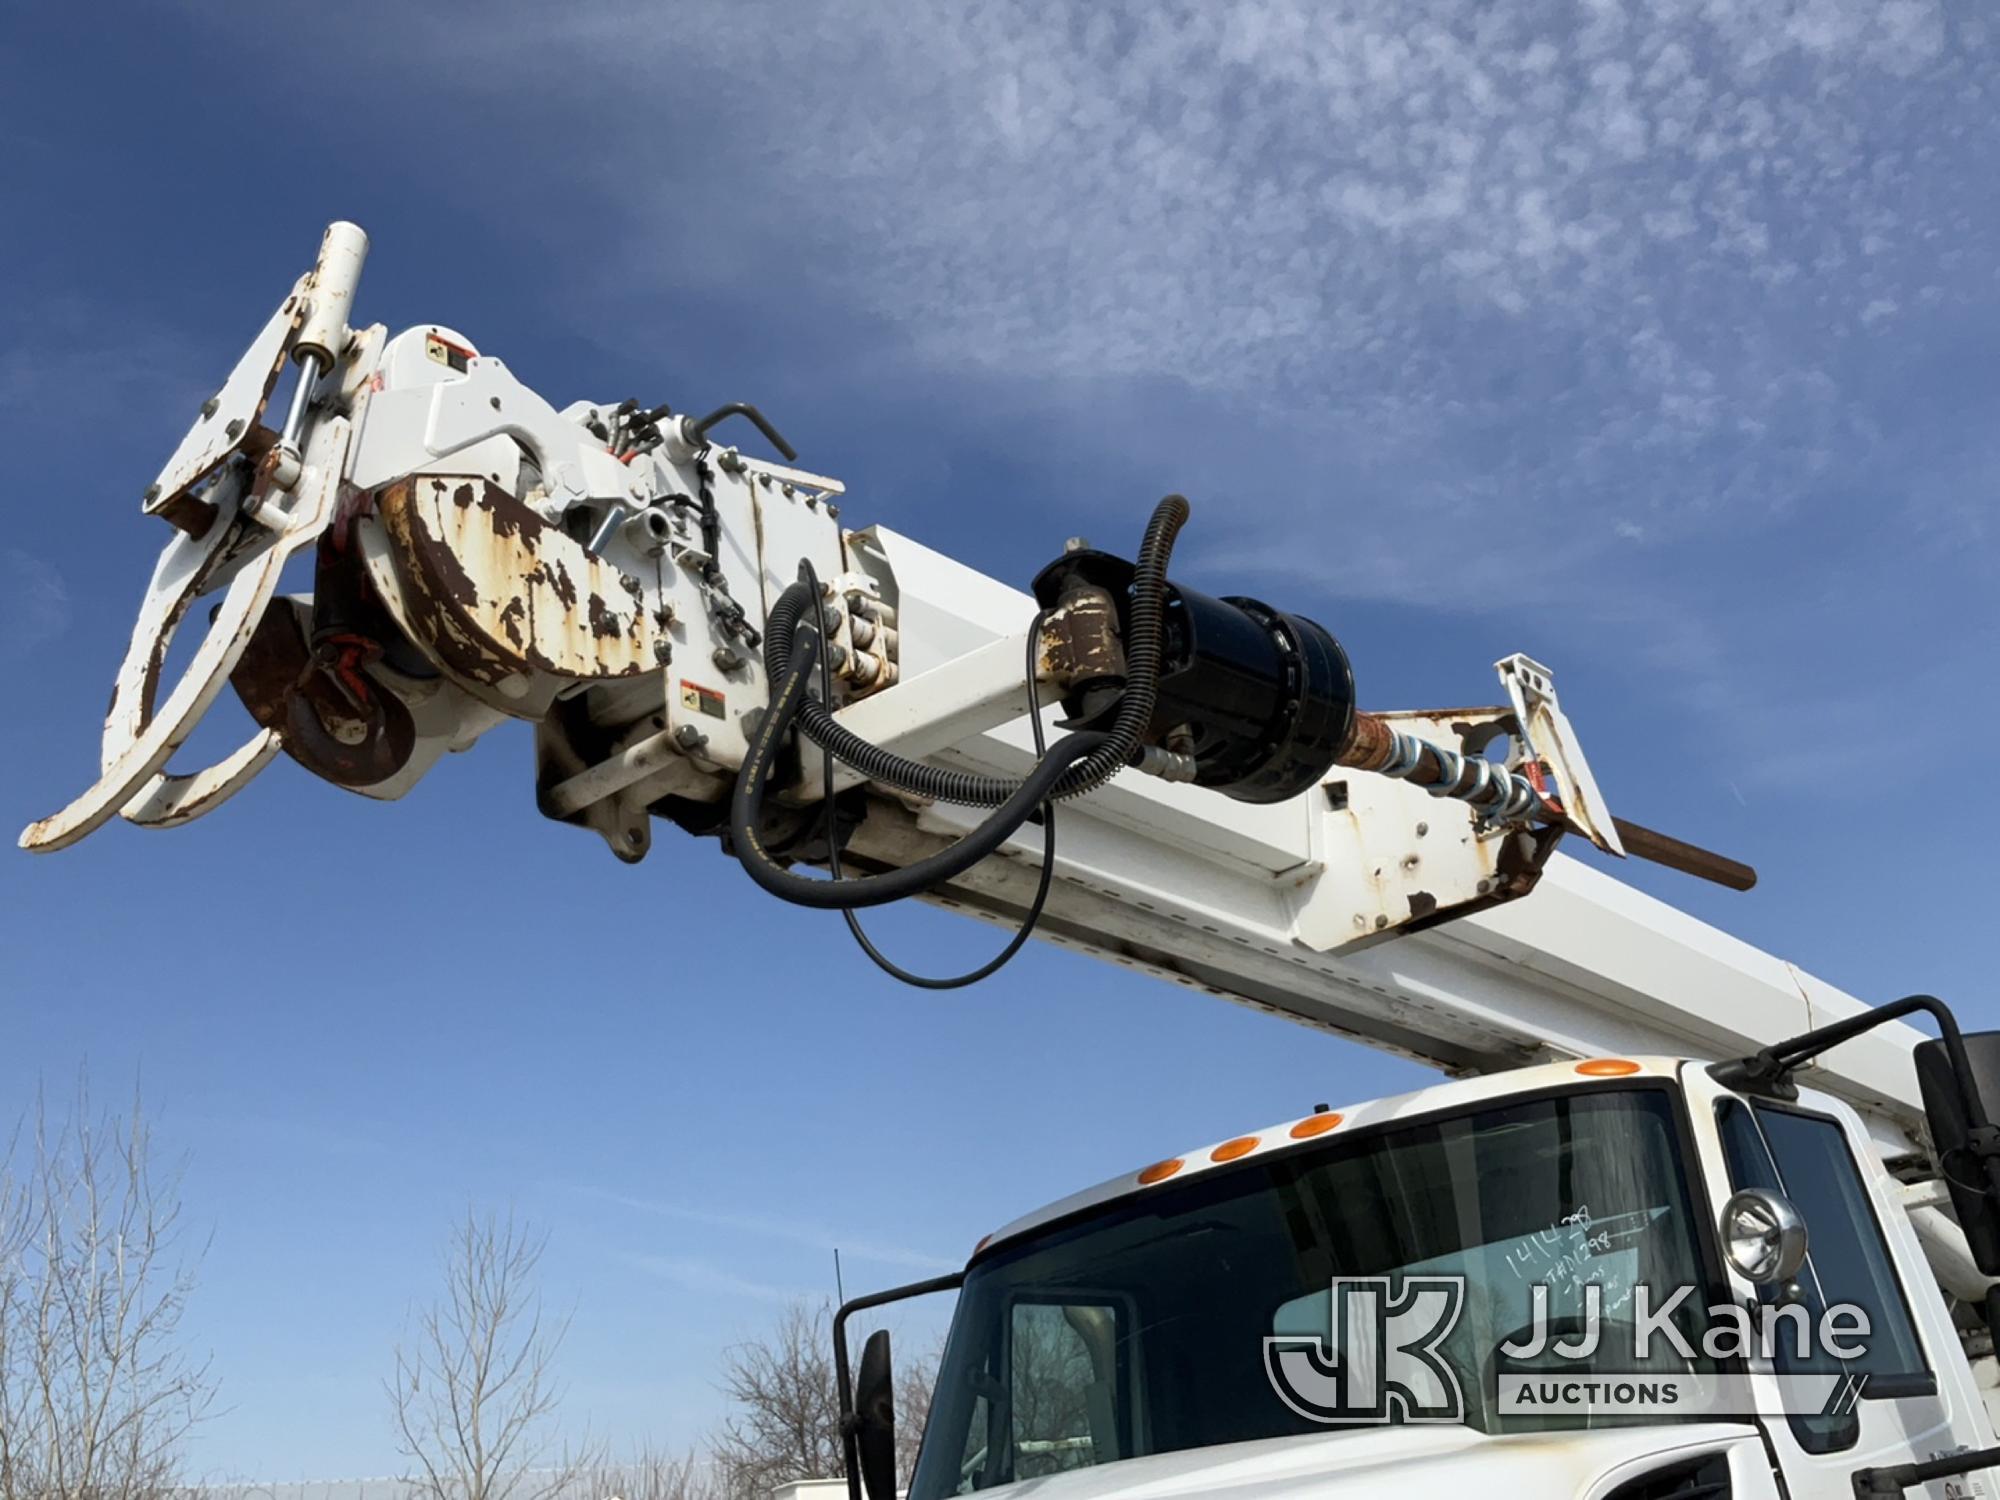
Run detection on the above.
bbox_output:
[378,474,660,689]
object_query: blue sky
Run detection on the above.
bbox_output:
[3,0,1997,1482]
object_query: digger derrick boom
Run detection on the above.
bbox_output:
[27,223,1889,1135]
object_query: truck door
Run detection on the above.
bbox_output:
[1686,1067,1997,1498]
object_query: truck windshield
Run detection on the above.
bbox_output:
[910,1085,1720,1498]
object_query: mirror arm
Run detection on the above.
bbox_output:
[1854,1440,2000,1496]
[1712,994,1980,1105]
[834,1271,966,1500]
[1713,993,2000,1344]
[1712,997,2000,1190]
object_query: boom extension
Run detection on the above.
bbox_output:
[22,223,1751,978]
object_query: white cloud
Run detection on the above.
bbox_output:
[1,548,70,658]
[182,0,2000,786]
[307,0,1987,574]
[0,297,206,425]
[616,1253,811,1305]
[637,3,1954,381]
[571,1185,958,1274]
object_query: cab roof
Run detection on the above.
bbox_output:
[973,1055,1686,1260]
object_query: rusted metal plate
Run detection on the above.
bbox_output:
[1038,584,1123,688]
[376,474,661,694]
[143,279,305,529]
[1291,704,1548,952]
[227,596,418,789]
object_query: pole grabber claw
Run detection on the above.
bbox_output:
[19,224,369,852]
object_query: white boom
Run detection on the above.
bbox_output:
[16,222,1922,1149]
[850,527,1931,1151]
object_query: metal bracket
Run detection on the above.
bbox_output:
[142,276,309,535]
[1496,653,1625,858]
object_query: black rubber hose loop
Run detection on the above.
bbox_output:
[692,402,799,462]
[729,622,1106,909]
[729,495,1188,911]
[761,494,1189,806]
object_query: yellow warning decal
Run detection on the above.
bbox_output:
[680,681,726,719]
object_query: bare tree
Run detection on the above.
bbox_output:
[585,1446,723,1500]
[711,1301,843,1499]
[893,1337,941,1487]
[710,1300,943,1500]
[389,1209,594,1500]
[0,1078,214,1500]
[1003,1307,1098,1481]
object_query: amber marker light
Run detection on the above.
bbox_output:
[1576,1059,1643,1077]
[1211,1136,1261,1163]
[1290,1112,1346,1139]
[1136,1158,1185,1185]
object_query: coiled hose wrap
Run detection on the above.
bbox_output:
[729,495,1190,909]
[760,494,1189,807]
[729,621,1105,909]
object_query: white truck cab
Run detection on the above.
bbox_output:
[844,1053,2000,1500]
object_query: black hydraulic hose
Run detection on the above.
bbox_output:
[692,401,799,462]
[762,493,1190,806]
[831,606,1060,987]
[729,619,1107,909]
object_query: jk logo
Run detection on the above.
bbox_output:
[1264,1277,1467,1425]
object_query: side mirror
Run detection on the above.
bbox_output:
[853,1329,899,1500]
[1916,1032,2000,1276]
[1720,1188,1808,1284]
